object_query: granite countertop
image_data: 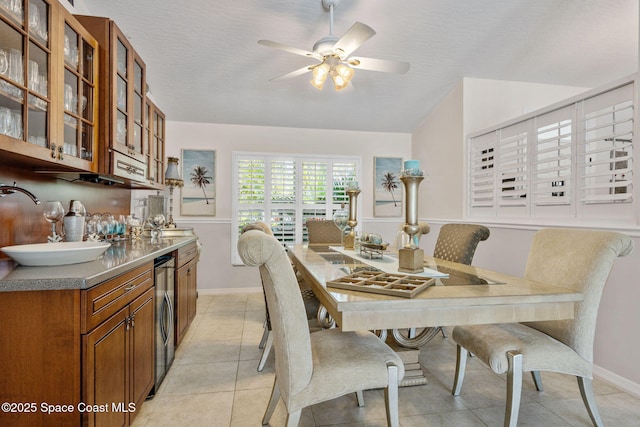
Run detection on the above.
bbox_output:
[0,236,198,292]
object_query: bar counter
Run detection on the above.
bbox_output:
[0,236,198,291]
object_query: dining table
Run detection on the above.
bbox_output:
[288,244,583,386]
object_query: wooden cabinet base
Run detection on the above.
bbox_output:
[0,261,154,427]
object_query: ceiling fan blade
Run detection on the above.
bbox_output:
[333,22,376,58]
[269,65,314,82]
[349,56,410,74]
[258,39,319,59]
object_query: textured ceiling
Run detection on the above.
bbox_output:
[80,0,638,133]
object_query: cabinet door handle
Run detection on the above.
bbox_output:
[130,313,135,328]
[51,143,57,159]
[58,145,64,160]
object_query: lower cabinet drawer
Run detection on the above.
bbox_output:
[82,262,153,333]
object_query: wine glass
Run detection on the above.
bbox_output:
[43,201,64,242]
[148,214,165,240]
[332,204,349,248]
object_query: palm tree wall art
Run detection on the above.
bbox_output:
[181,149,216,216]
[374,157,403,217]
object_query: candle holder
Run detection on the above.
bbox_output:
[343,187,360,250]
[398,174,424,273]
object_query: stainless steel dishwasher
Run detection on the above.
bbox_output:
[149,254,175,397]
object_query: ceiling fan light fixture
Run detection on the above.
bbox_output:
[330,70,349,91]
[310,63,330,89]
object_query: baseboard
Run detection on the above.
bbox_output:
[594,365,640,398]
[198,287,262,295]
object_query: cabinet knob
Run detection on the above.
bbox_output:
[51,143,57,159]
[58,145,64,160]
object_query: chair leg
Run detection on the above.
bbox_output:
[452,344,468,396]
[505,350,523,427]
[578,377,604,427]
[384,363,400,427]
[259,321,269,349]
[285,410,302,427]
[257,332,273,372]
[262,378,280,425]
[440,326,448,338]
[531,370,543,391]
[355,390,365,407]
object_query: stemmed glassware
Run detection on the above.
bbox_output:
[147,213,165,240]
[43,201,64,242]
[332,204,349,248]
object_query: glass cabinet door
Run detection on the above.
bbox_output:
[144,99,165,188]
[111,24,146,163]
[61,12,97,166]
[1,0,49,147]
[153,107,164,185]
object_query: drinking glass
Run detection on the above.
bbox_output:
[43,201,64,242]
[332,206,349,248]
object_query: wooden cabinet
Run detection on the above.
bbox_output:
[81,262,154,427]
[74,15,149,183]
[175,241,198,345]
[0,0,99,172]
[0,261,154,427]
[144,98,165,189]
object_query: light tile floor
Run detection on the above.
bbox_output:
[131,293,640,426]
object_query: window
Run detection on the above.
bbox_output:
[468,78,635,225]
[232,152,359,264]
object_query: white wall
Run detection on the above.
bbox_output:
[411,78,640,395]
[136,122,412,293]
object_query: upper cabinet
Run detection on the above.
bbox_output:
[0,0,99,171]
[75,15,149,184]
[145,97,165,189]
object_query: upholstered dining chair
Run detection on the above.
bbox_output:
[305,218,342,245]
[238,229,405,427]
[303,218,343,328]
[451,228,633,427]
[242,222,321,371]
[392,223,490,347]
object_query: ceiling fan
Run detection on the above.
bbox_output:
[258,0,410,91]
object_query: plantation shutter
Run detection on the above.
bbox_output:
[270,159,296,243]
[332,161,358,205]
[533,106,573,205]
[498,121,528,206]
[236,156,266,233]
[580,82,633,203]
[469,131,497,208]
[232,153,360,264]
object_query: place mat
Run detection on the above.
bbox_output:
[328,246,449,278]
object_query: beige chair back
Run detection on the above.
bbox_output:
[238,230,313,401]
[241,221,274,236]
[433,223,490,265]
[523,228,634,362]
[306,219,342,244]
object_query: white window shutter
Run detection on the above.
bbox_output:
[579,82,633,204]
[498,121,528,206]
[533,106,573,205]
[469,131,497,208]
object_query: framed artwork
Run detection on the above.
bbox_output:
[181,149,216,216]
[374,157,403,217]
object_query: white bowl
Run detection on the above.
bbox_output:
[1,241,111,266]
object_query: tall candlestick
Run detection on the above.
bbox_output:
[398,174,424,273]
[344,188,360,250]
